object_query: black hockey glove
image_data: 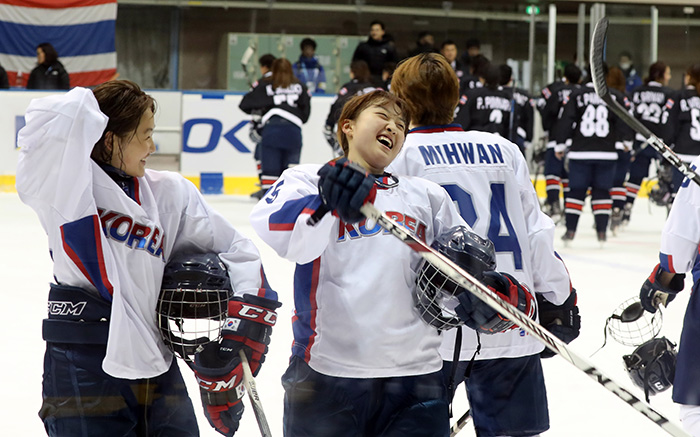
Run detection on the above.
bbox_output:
[455,271,536,334]
[191,343,245,437]
[640,264,685,313]
[537,290,581,359]
[223,294,281,376]
[318,158,377,223]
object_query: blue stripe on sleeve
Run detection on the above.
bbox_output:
[269,194,322,230]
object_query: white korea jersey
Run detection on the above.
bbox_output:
[388,125,572,360]
[250,164,467,378]
[16,88,271,379]
[659,155,700,281]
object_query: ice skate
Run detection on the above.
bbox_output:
[561,230,575,247]
[597,231,607,248]
[610,207,623,236]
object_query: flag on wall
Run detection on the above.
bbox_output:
[0,0,117,88]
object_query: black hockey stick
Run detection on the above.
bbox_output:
[450,409,472,437]
[239,350,272,437]
[590,17,700,187]
[359,203,687,436]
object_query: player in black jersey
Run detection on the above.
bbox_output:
[455,63,511,138]
[458,53,488,94]
[538,64,582,219]
[324,60,378,157]
[240,58,311,195]
[553,64,633,244]
[606,66,633,233]
[248,54,276,200]
[623,62,678,224]
[499,64,534,155]
[668,64,700,198]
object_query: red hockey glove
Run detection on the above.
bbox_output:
[222,294,281,376]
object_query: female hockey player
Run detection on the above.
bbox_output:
[389,52,576,437]
[240,57,311,196]
[16,80,279,436]
[638,150,700,436]
[667,64,700,199]
[623,61,678,225]
[249,89,537,436]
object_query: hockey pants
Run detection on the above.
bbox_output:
[564,159,615,233]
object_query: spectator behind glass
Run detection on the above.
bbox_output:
[441,40,467,81]
[293,37,326,93]
[408,31,438,57]
[460,37,481,70]
[0,62,8,88]
[618,51,642,93]
[26,42,70,90]
[352,20,398,87]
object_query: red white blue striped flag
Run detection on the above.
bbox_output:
[0,0,117,88]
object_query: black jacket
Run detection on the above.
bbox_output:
[0,65,8,89]
[239,79,311,128]
[352,37,398,81]
[455,86,512,138]
[27,61,70,90]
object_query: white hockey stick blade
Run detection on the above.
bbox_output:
[239,350,273,437]
[450,409,472,437]
[590,17,700,187]
[359,203,687,437]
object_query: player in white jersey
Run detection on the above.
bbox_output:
[250,90,537,436]
[389,53,577,437]
[638,154,700,436]
[16,81,278,436]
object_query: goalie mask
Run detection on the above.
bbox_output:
[623,337,677,402]
[415,226,496,330]
[157,252,232,361]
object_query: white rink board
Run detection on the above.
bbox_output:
[0,89,336,178]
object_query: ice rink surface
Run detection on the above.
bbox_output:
[0,191,690,436]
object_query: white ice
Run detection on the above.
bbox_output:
[0,192,689,436]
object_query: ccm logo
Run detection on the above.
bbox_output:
[196,374,241,393]
[48,301,86,316]
[235,304,277,325]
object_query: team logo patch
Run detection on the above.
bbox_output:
[225,318,242,331]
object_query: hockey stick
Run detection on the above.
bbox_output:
[238,350,272,437]
[450,409,472,437]
[590,17,700,187]
[359,203,687,436]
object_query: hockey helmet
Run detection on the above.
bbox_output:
[604,296,663,347]
[623,337,677,402]
[415,226,496,330]
[157,252,232,361]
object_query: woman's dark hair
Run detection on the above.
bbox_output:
[37,42,58,66]
[271,58,298,89]
[350,60,371,83]
[90,80,156,166]
[564,64,583,84]
[686,64,700,95]
[646,61,668,84]
[607,66,627,93]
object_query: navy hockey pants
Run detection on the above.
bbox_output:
[673,281,700,406]
[626,144,660,204]
[39,342,198,437]
[442,354,548,437]
[611,149,631,209]
[260,116,302,190]
[544,148,567,205]
[565,159,615,233]
[282,356,450,436]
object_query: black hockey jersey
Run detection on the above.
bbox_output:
[630,81,678,145]
[539,80,579,134]
[503,86,534,148]
[553,83,633,159]
[671,86,700,160]
[325,79,378,128]
[455,86,511,138]
[239,78,311,127]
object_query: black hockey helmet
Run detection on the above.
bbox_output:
[623,337,677,402]
[415,226,496,330]
[157,252,233,361]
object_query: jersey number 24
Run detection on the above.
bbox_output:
[442,182,523,270]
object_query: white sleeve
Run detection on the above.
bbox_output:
[659,157,700,273]
[514,151,572,305]
[169,177,276,300]
[16,88,107,227]
[249,166,336,264]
